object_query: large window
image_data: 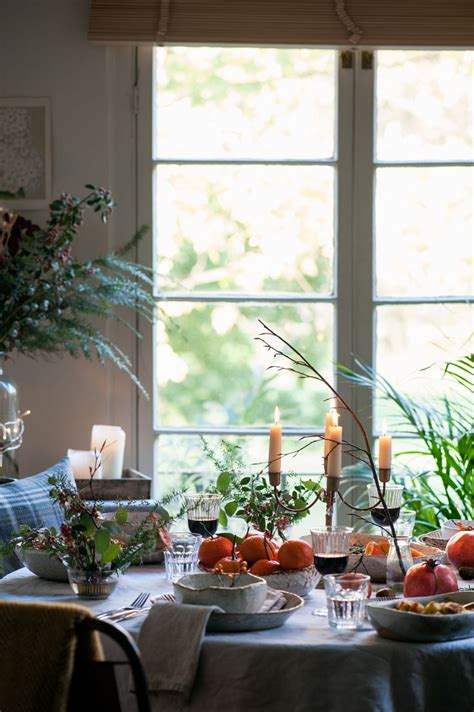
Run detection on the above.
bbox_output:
[142,48,473,518]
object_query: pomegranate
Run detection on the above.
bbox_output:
[403,559,459,597]
[446,530,474,570]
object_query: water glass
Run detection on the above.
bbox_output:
[386,536,413,594]
[184,493,223,538]
[164,531,202,582]
[394,511,416,537]
[324,573,370,630]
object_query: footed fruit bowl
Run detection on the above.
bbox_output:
[173,572,267,613]
[260,565,320,597]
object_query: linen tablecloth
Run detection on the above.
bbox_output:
[1,566,473,712]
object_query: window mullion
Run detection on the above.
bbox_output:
[352,52,376,440]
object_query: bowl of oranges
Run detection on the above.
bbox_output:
[348,532,444,583]
[198,533,320,597]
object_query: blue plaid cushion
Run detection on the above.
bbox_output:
[0,457,76,577]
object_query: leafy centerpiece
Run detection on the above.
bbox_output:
[11,470,173,599]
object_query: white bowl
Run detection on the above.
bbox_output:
[261,565,321,597]
[173,572,267,613]
[16,547,68,582]
[440,520,474,539]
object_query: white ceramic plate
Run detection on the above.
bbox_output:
[367,590,474,642]
[206,590,304,632]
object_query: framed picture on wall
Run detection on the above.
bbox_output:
[0,97,52,210]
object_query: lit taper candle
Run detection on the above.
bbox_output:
[268,406,282,481]
[326,410,343,478]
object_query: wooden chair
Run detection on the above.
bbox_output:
[70,617,151,712]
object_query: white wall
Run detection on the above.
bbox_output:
[1,1,142,476]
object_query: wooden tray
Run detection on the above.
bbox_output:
[76,468,151,500]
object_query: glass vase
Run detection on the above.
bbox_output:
[67,567,120,600]
[0,353,19,475]
[386,536,413,595]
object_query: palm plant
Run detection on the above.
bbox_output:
[340,355,473,533]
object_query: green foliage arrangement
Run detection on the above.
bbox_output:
[203,438,319,539]
[340,355,473,533]
[0,186,154,394]
[11,474,173,575]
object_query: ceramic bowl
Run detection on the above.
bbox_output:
[348,532,444,583]
[173,572,267,613]
[261,565,321,597]
[440,519,474,540]
[16,547,68,582]
[367,591,474,642]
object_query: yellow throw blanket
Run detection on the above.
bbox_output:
[0,600,103,712]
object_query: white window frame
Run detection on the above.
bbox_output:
[134,46,473,496]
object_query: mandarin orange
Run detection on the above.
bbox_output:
[278,539,313,570]
[239,535,279,565]
[250,559,281,575]
[199,536,233,569]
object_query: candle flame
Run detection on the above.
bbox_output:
[274,406,280,425]
[331,409,339,427]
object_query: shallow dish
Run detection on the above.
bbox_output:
[440,519,474,540]
[367,590,474,642]
[173,572,267,614]
[348,532,443,583]
[207,590,304,632]
[16,547,68,582]
[261,565,321,597]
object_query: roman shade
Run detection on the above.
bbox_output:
[88,0,474,48]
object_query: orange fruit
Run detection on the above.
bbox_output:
[250,559,281,576]
[214,556,247,573]
[239,535,279,565]
[364,539,389,557]
[199,536,233,569]
[278,539,313,570]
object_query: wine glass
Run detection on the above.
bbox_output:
[367,484,403,527]
[184,493,222,538]
[310,526,353,616]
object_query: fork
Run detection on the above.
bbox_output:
[97,592,150,620]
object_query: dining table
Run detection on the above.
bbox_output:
[1,565,473,712]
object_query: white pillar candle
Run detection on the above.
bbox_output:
[324,407,338,458]
[268,406,282,475]
[326,411,343,478]
[379,420,392,470]
[67,449,103,480]
[90,425,126,479]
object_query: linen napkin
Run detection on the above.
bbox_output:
[259,588,287,612]
[138,601,220,702]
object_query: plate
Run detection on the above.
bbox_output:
[367,591,474,642]
[418,530,450,550]
[206,590,304,632]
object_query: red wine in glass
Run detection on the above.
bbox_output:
[370,507,401,527]
[313,553,349,576]
[187,518,218,537]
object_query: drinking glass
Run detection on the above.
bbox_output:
[324,573,370,629]
[184,493,223,538]
[386,536,413,594]
[311,526,353,616]
[367,483,404,527]
[394,510,416,537]
[163,531,202,582]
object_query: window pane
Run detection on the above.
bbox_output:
[156,165,334,294]
[156,303,334,428]
[155,47,335,159]
[375,303,472,430]
[155,434,326,533]
[376,50,474,161]
[375,167,473,297]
